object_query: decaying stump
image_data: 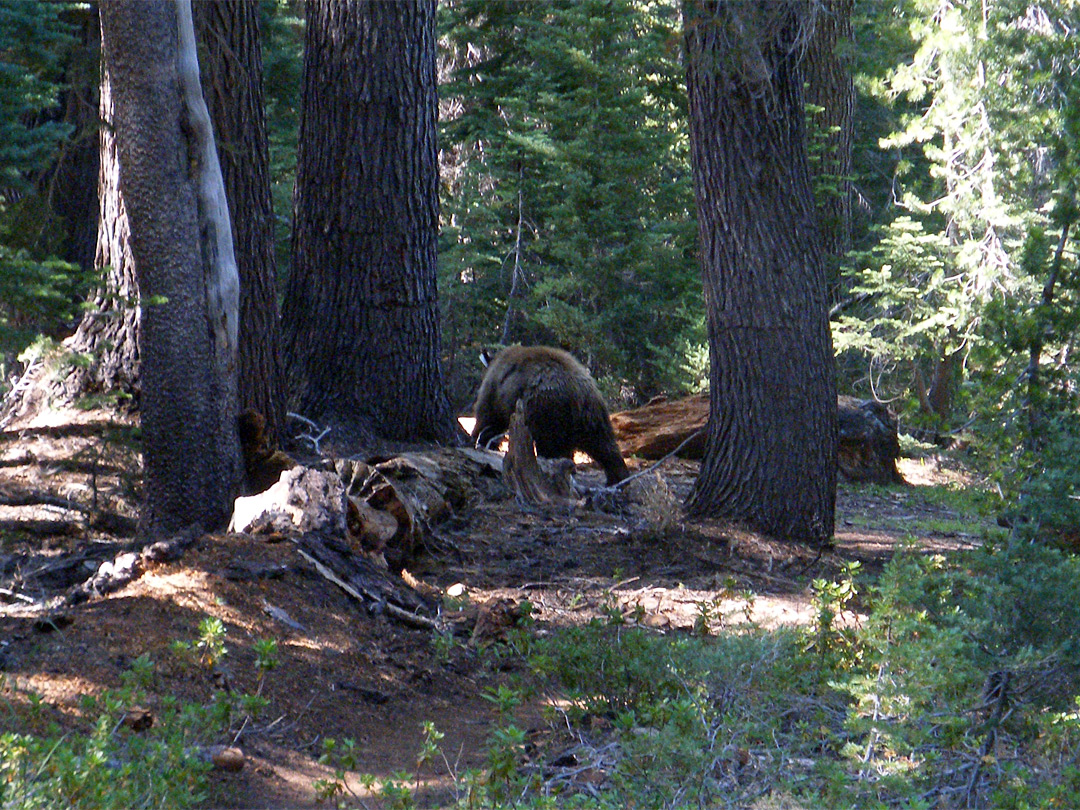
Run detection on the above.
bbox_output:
[224,449,506,628]
[229,450,504,571]
[227,461,460,627]
[610,393,904,484]
[335,449,503,569]
[837,396,904,485]
[502,402,578,507]
[229,466,350,537]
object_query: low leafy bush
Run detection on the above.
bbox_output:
[0,682,213,810]
[0,618,286,810]
[841,542,1080,808]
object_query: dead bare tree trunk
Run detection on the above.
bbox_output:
[193,0,285,448]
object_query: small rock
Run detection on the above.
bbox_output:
[208,745,245,772]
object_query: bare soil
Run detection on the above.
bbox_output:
[0,409,993,808]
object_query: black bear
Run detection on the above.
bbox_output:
[470,345,629,485]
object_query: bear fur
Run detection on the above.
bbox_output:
[470,345,630,485]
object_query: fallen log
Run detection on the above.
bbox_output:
[0,491,138,536]
[610,394,709,461]
[292,531,440,629]
[0,528,203,609]
[611,393,903,484]
[229,449,503,571]
[335,449,503,569]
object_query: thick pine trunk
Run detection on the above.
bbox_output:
[48,4,101,277]
[3,6,140,428]
[281,0,460,451]
[683,1,837,545]
[59,51,141,405]
[193,0,285,447]
[99,0,242,537]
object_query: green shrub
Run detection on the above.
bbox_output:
[526,622,845,809]
[841,543,1080,806]
[0,687,213,810]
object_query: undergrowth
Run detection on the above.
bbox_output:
[0,617,281,810]
[0,674,214,810]
[317,541,1080,810]
[5,496,1080,809]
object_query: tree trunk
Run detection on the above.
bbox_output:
[57,34,141,407]
[99,0,242,537]
[47,3,101,277]
[280,0,461,451]
[802,0,854,304]
[682,1,838,546]
[3,3,139,428]
[1023,222,1072,451]
[193,0,286,448]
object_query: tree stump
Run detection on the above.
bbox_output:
[502,402,578,506]
[837,396,904,485]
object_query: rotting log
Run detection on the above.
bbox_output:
[229,466,351,537]
[335,448,503,569]
[610,394,709,460]
[611,393,903,484]
[292,531,440,629]
[230,449,503,571]
[0,527,203,610]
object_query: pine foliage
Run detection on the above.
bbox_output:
[439,0,703,406]
[0,1,74,190]
[0,1,85,373]
[838,0,1080,537]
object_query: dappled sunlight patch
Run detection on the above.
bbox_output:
[469,581,817,632]
[5,671,105,716]
[134,568,215,604]
[897,455,979,488]
[127,568,289,638]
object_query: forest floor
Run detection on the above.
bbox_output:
[0,408,995,809]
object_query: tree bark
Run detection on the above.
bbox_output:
[1024,222,1072,451]
[99,0,242,537]
[193,0,286,448]
[47,3,101,276]
[280,0,461,451]
[682,1,838,545]
[57,33,141,407]
[5,4,138,427]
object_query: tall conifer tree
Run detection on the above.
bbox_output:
[281,0,460,449]
[683,0,837,545]
[440,1,701,401]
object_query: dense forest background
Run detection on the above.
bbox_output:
[1,0,1079,537]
